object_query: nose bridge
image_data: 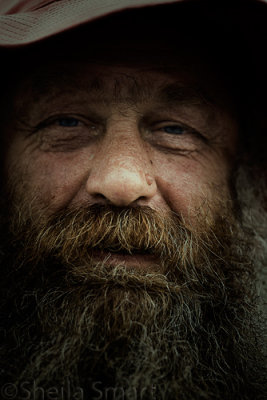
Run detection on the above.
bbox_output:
[103,123,148,173]
[85,118,156,206]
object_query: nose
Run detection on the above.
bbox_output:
[85,130,157,207]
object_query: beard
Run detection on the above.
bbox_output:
[0,174,266,400]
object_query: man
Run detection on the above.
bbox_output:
[0,0,266,399]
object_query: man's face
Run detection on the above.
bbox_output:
[1,21,264,400]
[3,35,238,269]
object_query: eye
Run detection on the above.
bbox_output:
[145,119,206,153]
[161,125,185,135]
[57,117,80,127]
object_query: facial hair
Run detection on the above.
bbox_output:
[0,194,266,399]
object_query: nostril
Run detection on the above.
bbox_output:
[92,193,107,201]
[137,196,146,201]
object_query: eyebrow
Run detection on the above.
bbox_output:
[157,83,213,108]
[27,71,214,110]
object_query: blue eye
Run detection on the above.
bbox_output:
[58,117,79,127]
[163,126,185,135]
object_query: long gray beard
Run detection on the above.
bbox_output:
[0,167,266,400]
[1,261,265,400]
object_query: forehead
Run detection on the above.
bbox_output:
[15,26,236,116]
[8,3,241,127]
[17,66,218,127]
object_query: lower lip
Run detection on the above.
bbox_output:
[90,250,159,271]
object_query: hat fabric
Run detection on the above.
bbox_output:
[1,0,266,47]
[0,0,182,47]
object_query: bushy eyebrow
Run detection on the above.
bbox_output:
[26,70,214,111]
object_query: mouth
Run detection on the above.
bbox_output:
[89,248,159,271]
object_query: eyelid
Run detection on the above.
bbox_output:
[148,119,208,145]
[33,113,97,133]
[152,120,198,135]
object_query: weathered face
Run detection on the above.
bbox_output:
[3,32,238,269]
[1,19,266,400]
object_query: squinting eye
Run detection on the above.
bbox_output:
[58,117,80,127]
[162,125,185,135]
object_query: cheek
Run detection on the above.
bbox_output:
[154,151,232,218]
[6,146,92,211]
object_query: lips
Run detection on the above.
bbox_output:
[89,248,158,270]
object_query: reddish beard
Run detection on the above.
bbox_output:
[0,202,266,399]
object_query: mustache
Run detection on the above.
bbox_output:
[6,201,248,301]
[20,203,190,264]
